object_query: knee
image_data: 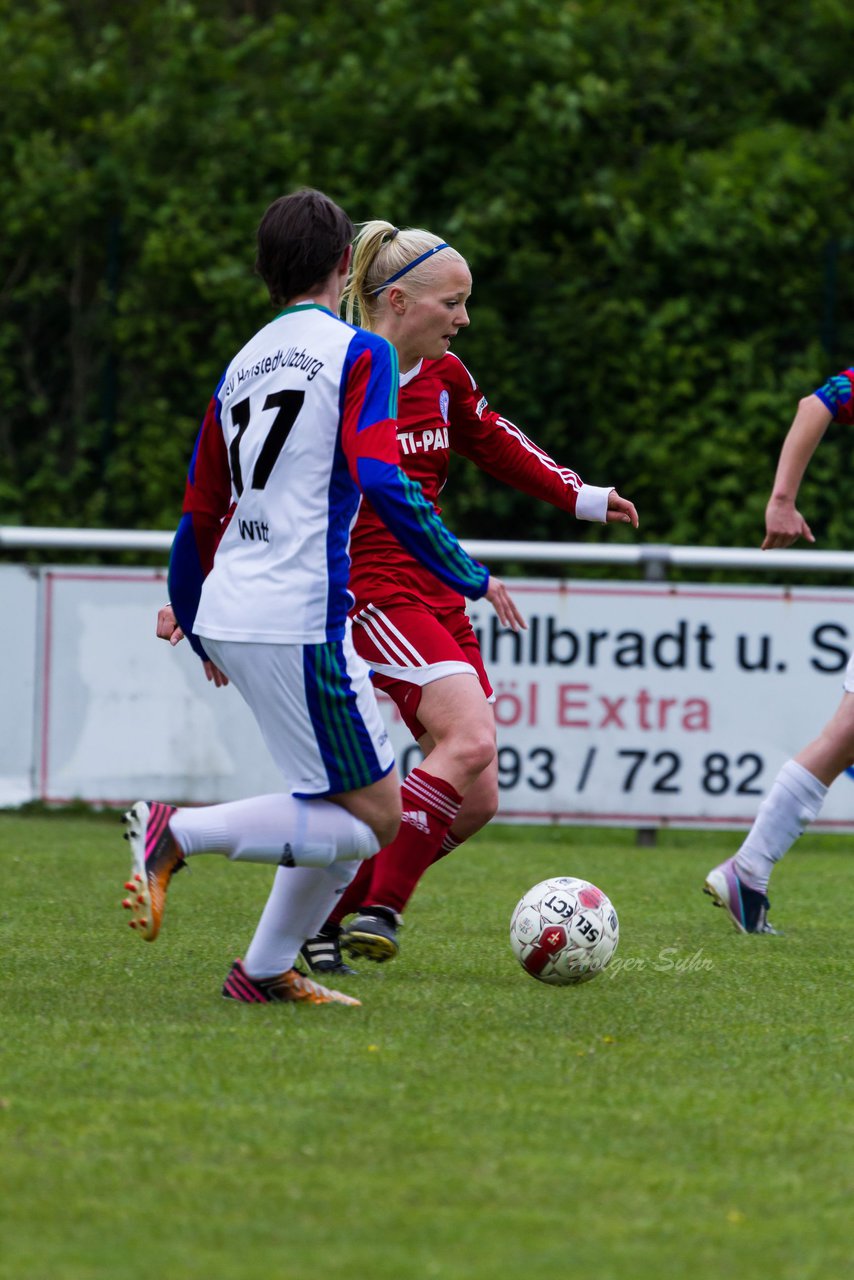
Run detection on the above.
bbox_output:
[452,728,496,779]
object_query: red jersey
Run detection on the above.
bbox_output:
[348,352,591,610]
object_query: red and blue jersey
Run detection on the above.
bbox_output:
[814,369,854,423]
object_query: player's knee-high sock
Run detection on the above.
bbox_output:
[431,830,464,865]
[734,760,827,893]
[169,794,379,868]
[361,768,463,914]
[326,858,374,927]
[243,861,359,979]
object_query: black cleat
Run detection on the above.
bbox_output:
[341,906,403,962]
[299,924,357,976]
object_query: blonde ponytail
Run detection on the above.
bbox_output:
[342,220,466,328]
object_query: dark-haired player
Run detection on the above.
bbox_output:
[119,189,520,1005]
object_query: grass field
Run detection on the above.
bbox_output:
[1,811,851,1280]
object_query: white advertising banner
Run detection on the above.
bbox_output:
[434,579,854,828]
[38,569,282,804]
[17,570,854,830]
[0,565,39,806]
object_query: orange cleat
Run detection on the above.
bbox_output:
[221,959,361,1006]
[120,801,184,942]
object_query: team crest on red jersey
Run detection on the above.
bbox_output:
[439,390,449,424]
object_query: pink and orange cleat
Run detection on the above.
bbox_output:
[120,800,184,941]
[222,958,361,1006]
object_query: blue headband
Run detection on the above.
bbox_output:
[371,243,449,295]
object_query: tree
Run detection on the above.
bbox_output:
[2,0,853,550]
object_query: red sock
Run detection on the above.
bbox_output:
[361,768,463,915]
[432,830,463,865]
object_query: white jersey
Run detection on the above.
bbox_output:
[193,303,394,644]
[171,304,487,656]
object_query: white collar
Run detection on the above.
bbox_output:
[399,360,423,388]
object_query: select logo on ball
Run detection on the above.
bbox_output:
[510,877,619,986]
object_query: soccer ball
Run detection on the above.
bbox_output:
[509,877,619,985]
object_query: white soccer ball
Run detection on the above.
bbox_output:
[509,876,619,985]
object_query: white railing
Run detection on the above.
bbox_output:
[3,525,854,573]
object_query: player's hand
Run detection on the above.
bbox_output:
[157,602,229,686]
[605,490,639,527]
[156,604,184,646]
[762,497,815,549]
[485,576,527,633]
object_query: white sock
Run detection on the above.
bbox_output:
[734,760,827,893]
[243,860,359,978]
[169,794,379,868]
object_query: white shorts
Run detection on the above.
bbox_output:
[201,627,396,799]
[844,652,854,693]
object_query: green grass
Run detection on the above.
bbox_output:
[1,813,851,1280]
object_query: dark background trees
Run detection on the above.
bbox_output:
[3,0,853,548]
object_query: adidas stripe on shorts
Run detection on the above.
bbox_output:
[351,601,494,739]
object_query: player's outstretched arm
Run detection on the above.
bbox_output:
[762,393,833,549]
[445,360,640,529]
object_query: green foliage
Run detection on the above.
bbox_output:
[2,0,854,547]
[1,813,853,1278]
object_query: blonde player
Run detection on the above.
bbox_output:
[297,220,638,971]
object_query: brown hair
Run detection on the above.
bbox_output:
[255,189,354,307]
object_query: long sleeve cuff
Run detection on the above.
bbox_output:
[575,484,613,522]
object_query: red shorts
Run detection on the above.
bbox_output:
[351,601,494,740]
